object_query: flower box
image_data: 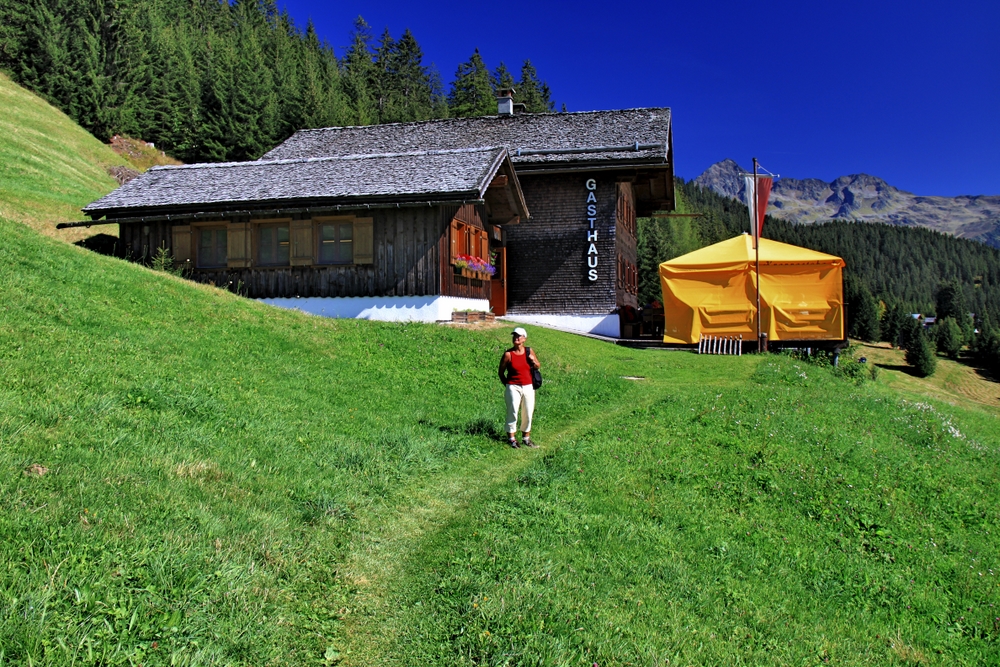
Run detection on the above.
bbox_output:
[452,253,496,279]
[453,266,490,281]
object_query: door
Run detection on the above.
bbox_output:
[490,247,507,316]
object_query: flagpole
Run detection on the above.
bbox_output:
[754,157,762,353]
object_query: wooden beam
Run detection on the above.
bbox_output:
[488,174,509,188]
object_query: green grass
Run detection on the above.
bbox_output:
[0,72,126,243]
[1,217,999,666]
[377,359,1000,665]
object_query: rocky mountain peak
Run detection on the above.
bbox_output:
[692,158,747,200]
[691,160,1000,248]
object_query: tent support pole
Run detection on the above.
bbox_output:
[754,157,762,353]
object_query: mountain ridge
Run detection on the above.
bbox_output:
[693,159,1000,248]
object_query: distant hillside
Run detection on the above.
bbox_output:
[694,159,1000,248]
[0,73,181,245]
[0,72,128,242]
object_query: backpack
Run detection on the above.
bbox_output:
[525,347,542,389]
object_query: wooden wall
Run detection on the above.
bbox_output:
[118,204,488,301]
[615,182,639,310]
[118,221,172,263]
[505,174,620,315]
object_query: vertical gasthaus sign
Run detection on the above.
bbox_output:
[585,178,598,281]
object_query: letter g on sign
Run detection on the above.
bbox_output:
[585,178,597,191]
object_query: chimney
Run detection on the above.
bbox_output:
[497,88,515,116]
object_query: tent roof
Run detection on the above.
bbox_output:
[661,235,844,269]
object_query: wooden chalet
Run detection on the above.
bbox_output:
[83,95,673,335]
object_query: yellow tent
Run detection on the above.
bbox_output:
[659,235,845,344]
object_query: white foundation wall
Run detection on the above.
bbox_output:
[502,313,621,338]
[260,296,490,322]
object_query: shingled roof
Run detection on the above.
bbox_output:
[84,147,515,219]
[261,108,671,170]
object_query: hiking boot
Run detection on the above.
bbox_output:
[508,437,520,449]
[522,437,538,448]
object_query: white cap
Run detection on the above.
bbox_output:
[512,327,527,338]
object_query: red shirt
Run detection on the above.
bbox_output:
[504,349,533,386]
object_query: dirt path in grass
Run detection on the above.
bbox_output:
[336,384,668,666]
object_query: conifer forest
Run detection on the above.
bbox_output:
[0,0,555,163]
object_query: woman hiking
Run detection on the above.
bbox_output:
[498,327,540,448]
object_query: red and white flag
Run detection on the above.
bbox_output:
[743,175,773,246]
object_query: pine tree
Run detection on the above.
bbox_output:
[934,317,964,359]
[371,28,395,123]
[428,66,449,118]
[271,10,304,141]
[105,0,154,139]
[448,48,495,117]
[880,301,908,348]
[198,28,236,161]
[299,20,339,128]
[898,314,924,353]
[492,61,515,91]
[905,330,937,377]
[847,279,880,342]
[935,281,968,321]
[64,1,108,137]
[341,16,376,125]
[637,215,702,306]
[516,59,554,113]
[373,27,434,123]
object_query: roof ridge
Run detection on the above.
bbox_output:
[150,146,508,172]
[289,107,672,135]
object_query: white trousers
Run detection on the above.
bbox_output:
[505,383,535,434]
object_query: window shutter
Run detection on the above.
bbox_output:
[479,229,489,259]
[450,219,458,262]
[171,225,192,264]
[291,220,313,266]
[227,222,250,267]
[354,217,373,264]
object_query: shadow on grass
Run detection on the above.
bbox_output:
[417,417,508,443]
[974,367,1000,385]
[876,363,923,377]
[75,233,119,256]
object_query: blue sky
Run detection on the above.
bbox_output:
[276,0,998,197]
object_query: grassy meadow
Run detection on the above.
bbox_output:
[1,217,999,666]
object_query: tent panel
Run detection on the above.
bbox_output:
[661,266,757,344]
[759,265,844,341]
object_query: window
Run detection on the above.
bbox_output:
[617,182,636,238]
[617,255,638,295]
[196,227,228,268]
[306,216,373,266]
[258,224,290,266]
[318,222,354,264]
[450,219,490,265]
